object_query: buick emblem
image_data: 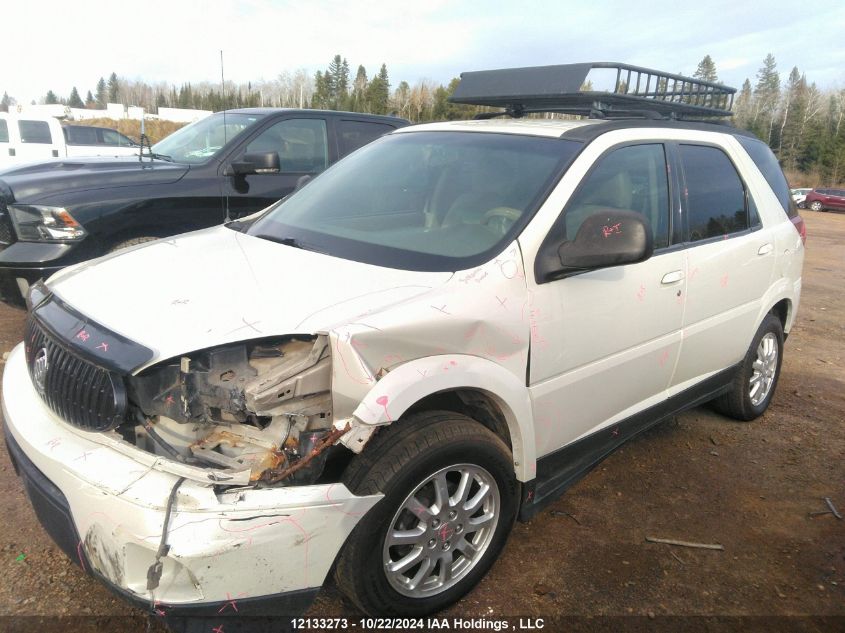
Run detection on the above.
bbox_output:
[33,347,49,394]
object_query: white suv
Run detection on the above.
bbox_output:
[2,64,804,621]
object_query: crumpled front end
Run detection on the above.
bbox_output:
[2,343,381,610]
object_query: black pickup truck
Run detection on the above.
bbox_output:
[0,108,409,306]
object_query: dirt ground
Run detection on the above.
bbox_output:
[0,212,842,632]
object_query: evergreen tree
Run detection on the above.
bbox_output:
[733,78,753,129]
[95,77,107,107]
[312,71,330,109]
[44,90,59,104]
[432,78,476,121]
[68,87,84,108]
[107,72,120,102]
[85,90,96,108]
[753,53,780,143]
[693,55,719,83]
[351,65,368,112]
[0,92,10,113]
[156,92,167,111]
[367,64,390,114]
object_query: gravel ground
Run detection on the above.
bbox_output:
[0,211,842,633]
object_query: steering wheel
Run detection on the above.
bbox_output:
[482,206,522,234]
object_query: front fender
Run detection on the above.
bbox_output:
[344,354,536,482]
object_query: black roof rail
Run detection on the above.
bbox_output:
[450,62,736,120]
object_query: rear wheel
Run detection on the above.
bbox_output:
[712,313,784,421]
[810,201,823,211]
[335,411,518,616]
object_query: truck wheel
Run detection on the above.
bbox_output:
[109,236,158,253]
[712,313,784,421]
[335,411,518,616]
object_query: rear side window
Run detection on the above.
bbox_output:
[64,126,97,144]
[19,120,52,144]
[0,120,8,143]
[246,118,329,173]
[736,135,796,218]
[680,144,748,242]
[338,120,395,156]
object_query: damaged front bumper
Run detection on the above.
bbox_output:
[1,344,382,614]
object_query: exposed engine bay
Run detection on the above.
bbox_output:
[122,334,343,486]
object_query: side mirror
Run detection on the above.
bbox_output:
[225,151,280,176]
[539,210,654,281]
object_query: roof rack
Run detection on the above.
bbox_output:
[450,62,736,120]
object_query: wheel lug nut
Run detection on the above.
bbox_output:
[456,524,463,533]
[431,519,440,528]
[442,541,451,550]
[428,538,436,548]
[448,510,457,520]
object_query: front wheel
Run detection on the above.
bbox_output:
[810,201,823,211]
[335,411,518,616]
[712,313,784,421]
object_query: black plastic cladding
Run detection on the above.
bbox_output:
[559,119,757,142]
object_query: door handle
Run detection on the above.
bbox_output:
[661,270,685,284]
[757,243,773,256]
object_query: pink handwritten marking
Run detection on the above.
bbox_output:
[153,600,166,617]
[636,284,646,302]
[376,395,392,421]
[676,291,684,305]
[658,350,670,367]
[45,437,61,451]
[217,592,244,614]
[417,369,428,378]
[611,427,620,438]
[96,342,109,352]
[325,484,367,518]
[333,332,373,385]
[496,296,508,309]
[76,541,86,571]
[382,354,403,367]
[164,394,175,405]
[689,267,699,280]
[74,450,94,462]
[720,273,729,287]
[602,222,622,238]
[431,304,451,315]
[213,625,225,633]
[76,330,90,342]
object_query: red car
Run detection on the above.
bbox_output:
[804,188,845,211]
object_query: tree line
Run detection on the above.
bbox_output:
[1,53,842,185]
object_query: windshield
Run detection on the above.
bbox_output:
[151,112,264,163]
[248,132,582,271]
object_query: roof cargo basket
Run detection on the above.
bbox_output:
[450,62,736,120]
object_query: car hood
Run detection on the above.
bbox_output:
[0,157,188,202]
[48,226,451,370]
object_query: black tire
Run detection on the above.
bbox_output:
[810,201,823,212]
[109,236,158,253]
[712,313,784,421]
[335,411,518,616]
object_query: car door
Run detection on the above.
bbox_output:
[0,118,10,165]
[222,116,331,218]
[671,142,775,390]
[526,142,685,457]
[15,119,62,161]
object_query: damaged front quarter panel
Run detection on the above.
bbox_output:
[124,335,341,485]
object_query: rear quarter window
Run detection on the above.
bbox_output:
[338,120,396,156]
[736,135,797,218]
[0,119,8,143]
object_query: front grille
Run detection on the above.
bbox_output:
[0,199,15,245]
[24,315,128,431]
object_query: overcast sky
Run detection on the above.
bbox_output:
[3,0,843,104]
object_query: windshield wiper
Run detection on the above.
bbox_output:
[252,234,322,253]
[149,152,173,162]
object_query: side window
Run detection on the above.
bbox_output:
[19,120,52,144]
[680,145,748,242]
[100,129,122,145]
[563,143,670,249]
[65,126,97,145]
[0,120,8,143]
[338,120,394,156]
[246,119,328,173]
